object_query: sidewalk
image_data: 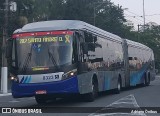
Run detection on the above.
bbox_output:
[0,92,11,97]
[0,78,12,97]
[0,90,11,97]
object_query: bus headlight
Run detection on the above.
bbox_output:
[62,69,77,80]
[10,75,19,83]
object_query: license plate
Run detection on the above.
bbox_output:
[35,90,47,95]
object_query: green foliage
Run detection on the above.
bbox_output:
[0,0,160,69]
[136,26,160,69]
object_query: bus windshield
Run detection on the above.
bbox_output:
[14,33,73,71]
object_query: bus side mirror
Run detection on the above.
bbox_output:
[82,43,88,54]
[6,39,12,58]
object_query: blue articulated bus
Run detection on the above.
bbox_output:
[7,20,156,104]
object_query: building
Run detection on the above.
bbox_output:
[124,20,135,31]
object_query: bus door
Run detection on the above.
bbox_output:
[74,31,88,73]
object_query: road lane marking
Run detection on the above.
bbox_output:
[9,100,20,103]
[89,94,146,116]
[106,94,139,107]
[7,97,35,103]
[28,97,35,99]
[0,97,35,104]
[132,94,140,108]
[111,101,136,105]
[17,97,35,100]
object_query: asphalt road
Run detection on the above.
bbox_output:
[0,75,160,116]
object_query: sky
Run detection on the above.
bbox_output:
[110,0,160,29]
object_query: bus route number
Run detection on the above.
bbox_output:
[43,75,60,81]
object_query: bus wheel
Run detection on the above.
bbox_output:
[146,74,150,86]
[35,95,48,104]
[115,78,121,94]
[142,74,147,86]
[84,79,98,102]
[143,73,150,86]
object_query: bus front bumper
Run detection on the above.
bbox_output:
[12,76,79,98]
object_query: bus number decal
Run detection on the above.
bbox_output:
[43,75,59,80]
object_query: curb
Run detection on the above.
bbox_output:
[0,93,12,97]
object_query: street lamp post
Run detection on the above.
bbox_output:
[1,0,9,94]
[94,3,96,26]
[143,0,145,30]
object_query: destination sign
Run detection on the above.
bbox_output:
[19,35,71,44]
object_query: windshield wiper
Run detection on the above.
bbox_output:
[21,46,32,72]
[48,49,59,69]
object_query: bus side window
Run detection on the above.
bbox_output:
[75,32,86,63]
[84,32,96,62]
[134,57,137,60]
[84,32,94,43]
[72,34,78,63]
[129,57,132,60]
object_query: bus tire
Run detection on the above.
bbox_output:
[146,73,150,86]
[35,95,48,104]
[143,73,150,86]
[115,78,121,94]
[84,78,98,102]
[142,75,146,86]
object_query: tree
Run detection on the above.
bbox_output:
[141,26,160,69]
[1,0,160,70]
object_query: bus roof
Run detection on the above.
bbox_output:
[13,20,122,42]
[126,39,151,51]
